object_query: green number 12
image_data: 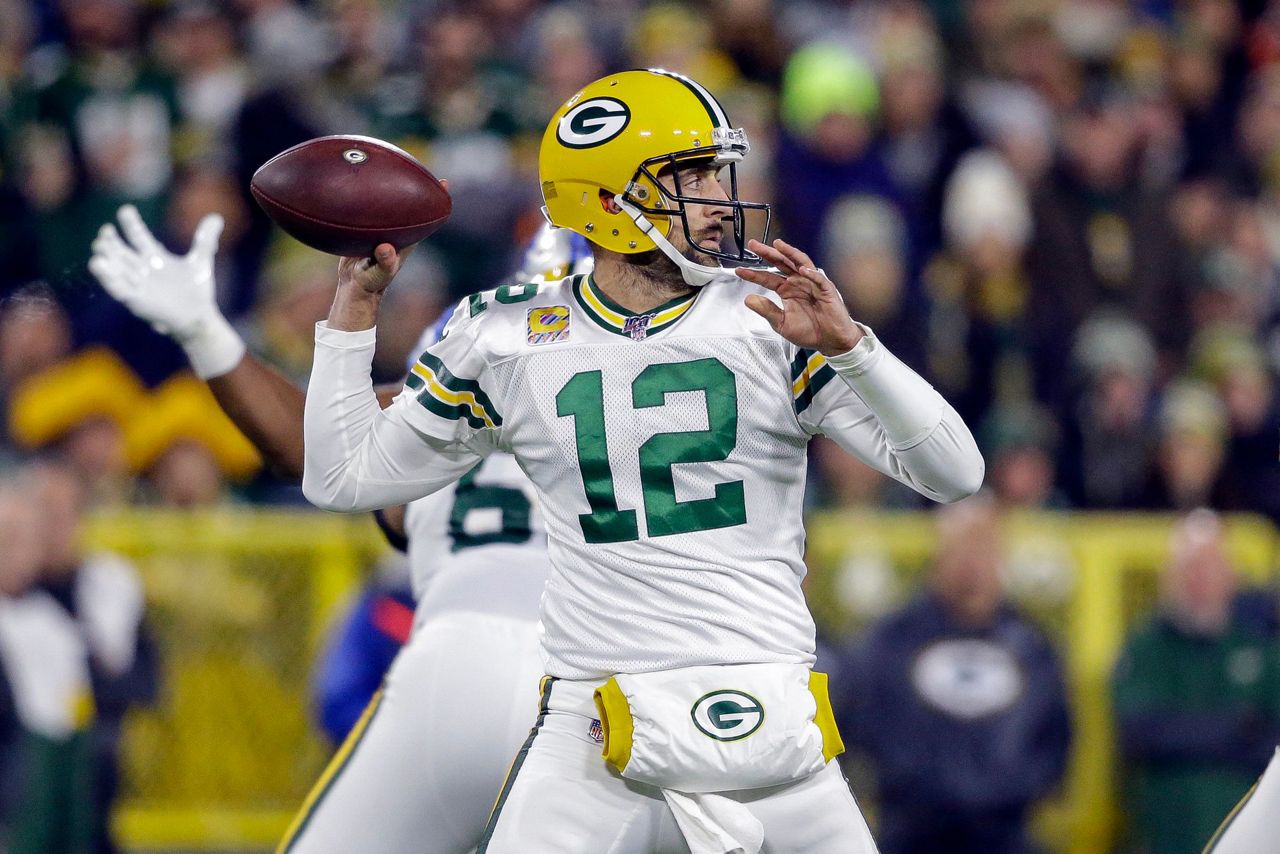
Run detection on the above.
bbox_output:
[555,358,745,544]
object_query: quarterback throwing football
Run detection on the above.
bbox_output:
[303,69,984,853]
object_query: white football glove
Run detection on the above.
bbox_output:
[89,204,246,379]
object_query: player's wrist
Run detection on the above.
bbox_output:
[328,283,383,332]
[823,324,879,375]
[179,311,246,380]
[818,324,865,357]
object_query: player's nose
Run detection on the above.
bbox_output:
[699,178,732,218]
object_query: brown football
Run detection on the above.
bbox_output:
[250,135,451,257]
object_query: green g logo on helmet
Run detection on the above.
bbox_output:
[691,690,764,742]
[556,98,631,149]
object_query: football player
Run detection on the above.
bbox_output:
[302,69,984,852]
[88,207,591,852]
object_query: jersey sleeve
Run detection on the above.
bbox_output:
[792,330,984,504]
[396,297,505,447]
[302,300,501,513]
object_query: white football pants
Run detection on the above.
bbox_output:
[477,677,880,853]
[277,610,545,854]
[1206,746,1280,853]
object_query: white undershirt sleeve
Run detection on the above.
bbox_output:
[302,322,484,512]
[811,326,985,503]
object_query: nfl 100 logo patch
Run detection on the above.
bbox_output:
[622,313,656,341]
[527,305,570,345]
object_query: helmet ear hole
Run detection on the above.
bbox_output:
[598,189,622,214]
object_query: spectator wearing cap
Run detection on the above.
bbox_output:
[925,148,1034,425]
[1191,327,1280,521]
[979,401,1067,510]
[1142,379,1231,512]
[1058,314,1161,509]
[0,289,71,452]
[7,348,143,505]
[873,5,977,264]
[774,41,902,254]
[836,495,1071,854]
[122,374,260,508]
[821,193,924,368]
[1113,510,1280,854]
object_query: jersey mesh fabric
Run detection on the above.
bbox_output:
[486,288,820,678]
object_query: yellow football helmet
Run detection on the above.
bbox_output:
[538,69,770,265]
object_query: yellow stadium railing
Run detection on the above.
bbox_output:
[84,508,389,852]
[82,508,1279,852]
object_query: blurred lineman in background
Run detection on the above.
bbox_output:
[838,495,1071,854]
[89,201,593,852]
[1113,510,1280,854]
[312,555,414,746]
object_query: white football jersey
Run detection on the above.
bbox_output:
[305,274,981,679]
[398,224,591,613]
[402,453,548,619]
[400,319,550,615]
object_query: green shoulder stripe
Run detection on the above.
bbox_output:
[792,349,837,416]
[407,353,503,429]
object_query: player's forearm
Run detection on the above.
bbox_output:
[207,355,307,478]
[826,330,984,502]
[303,324,475,512]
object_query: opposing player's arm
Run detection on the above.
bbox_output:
[739,238,983,503]
[304,260,498,512]
[206,356,402,478]
[88,205,402,479]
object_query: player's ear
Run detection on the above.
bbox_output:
[598,190,621,214]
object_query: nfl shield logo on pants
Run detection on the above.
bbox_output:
[589,718,604,744]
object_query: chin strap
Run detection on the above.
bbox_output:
[614,195,745,288]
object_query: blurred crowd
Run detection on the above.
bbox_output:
[0,0,1278,514]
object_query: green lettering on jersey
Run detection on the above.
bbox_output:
[557,359,745,543]
[495,283,540,304]
[448,468,534,551]
[633,359,745,536]
[556,371,639,543]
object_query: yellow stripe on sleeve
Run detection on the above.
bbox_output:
[410,363,498,429]
[791,352,828,397]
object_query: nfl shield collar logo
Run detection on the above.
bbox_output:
[622,313,655,341]
[527,305,570,345]
[589,718,604,744]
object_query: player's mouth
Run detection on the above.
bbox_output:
[698,225,724,247]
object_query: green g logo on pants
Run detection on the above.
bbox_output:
[691,691,764,742]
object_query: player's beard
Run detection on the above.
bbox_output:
[626,219,724,293]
